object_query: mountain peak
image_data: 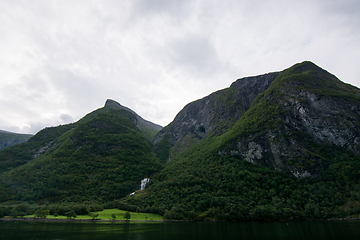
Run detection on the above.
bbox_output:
[294,61,327,73]
[103,99,162,140]
[105,99,122,108]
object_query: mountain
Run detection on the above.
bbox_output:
[1,61,360,221]
[0,130,33,150]
[0,100,162,203]
[125,61,360,220]
[153,61,360,177]
[217,61,360,177]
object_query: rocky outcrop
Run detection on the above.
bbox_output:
[218,62,360,177]
[281,89,360,152]
[155,61,360,178]
[153,72,280,156]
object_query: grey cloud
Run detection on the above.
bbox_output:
[131,0,192,16]
[60,114,73,123]
[168,35,222,76]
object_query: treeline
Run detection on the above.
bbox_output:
[0,202,104,219]
[0,199,159,219]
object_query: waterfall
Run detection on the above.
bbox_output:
[141,178,149,190]
[129,178,150,196]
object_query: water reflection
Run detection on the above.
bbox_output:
[1,220,360,240]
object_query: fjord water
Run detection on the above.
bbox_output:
[1,220,360,240]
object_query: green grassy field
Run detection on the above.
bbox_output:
[93,209,163,221]
[24,209,163,221]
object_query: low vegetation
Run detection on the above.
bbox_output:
[0,204,163,221]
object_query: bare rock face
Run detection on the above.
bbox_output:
[153,72,280,156]
[218,62,360,177]
[281,89,360,152]
[156,61,360,178]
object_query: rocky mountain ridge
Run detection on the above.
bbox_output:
[153,72,280,160]
[154,61,360,178]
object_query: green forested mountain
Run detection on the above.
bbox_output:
[1,61,360,221]
[0,100,162,204]
[0,130,32,150]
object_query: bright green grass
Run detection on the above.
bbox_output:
[24,209,163,221]
[92,209,163,221]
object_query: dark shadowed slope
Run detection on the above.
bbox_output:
[0,130,33,150]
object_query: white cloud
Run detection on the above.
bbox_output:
[0,0,359,134]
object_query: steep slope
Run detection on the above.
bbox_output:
[153,72,280,161]
[124,61,360,220]
[0,130,33,150]
[0,124,74,174]
[0,100,162,203]
[218,61,360,177]
[104,99,162,140]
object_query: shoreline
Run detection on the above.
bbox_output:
[1,216,360,223]
[0,217,165,223]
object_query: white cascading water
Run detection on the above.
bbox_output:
[140,178,149,190]
[129,178,150,196]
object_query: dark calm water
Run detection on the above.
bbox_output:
[1,220,360,240]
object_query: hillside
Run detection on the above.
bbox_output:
[124,61,360,220]
[0,100,162,203]
[0,130,33,150]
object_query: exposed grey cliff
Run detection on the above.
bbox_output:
[154,61,360,178]
[153,72,280,157]
[218,62,360,177]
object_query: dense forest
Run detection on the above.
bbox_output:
[123,147,360,220]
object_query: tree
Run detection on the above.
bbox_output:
[124,211,131,221]
[110,213,116,220]
[65,210,77,219]
[10,209,19,218]
[89,212,99,220]
[34,209,50,218]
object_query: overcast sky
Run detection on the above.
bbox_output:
[1,0,360,134]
